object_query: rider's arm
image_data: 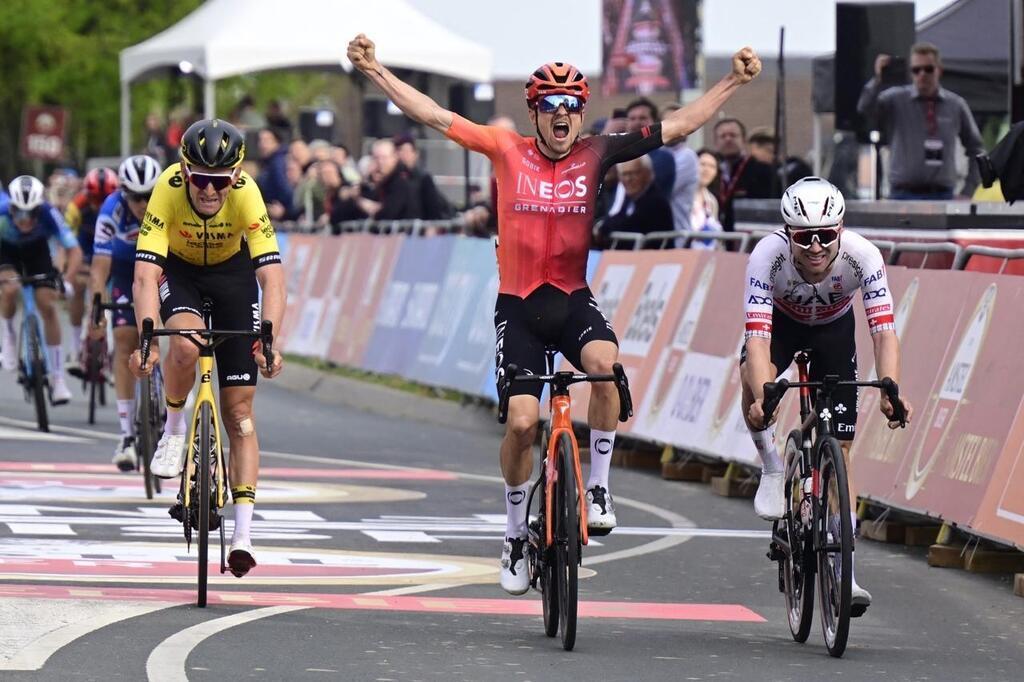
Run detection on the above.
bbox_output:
[347,34,454,134]
[90,200,117,298]
[661,47,761,144]
[871,329,900,385]
[132,260,162,332]
[745,336,774,403]
[742,234,782,404]
[255,262,285,338]
[89,255,112,308]
[47,205,82,279]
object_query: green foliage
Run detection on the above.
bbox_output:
[0,0,202,179]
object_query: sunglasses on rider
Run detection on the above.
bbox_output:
[125,191,152,203]
[537,94,583,114]
[911,65,936,75]
[11,208,35,223]
[787,226,841,249]
[186,168,235,191]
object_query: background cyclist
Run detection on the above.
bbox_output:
[90,155,163,471]
[0,175,81,404]
[740,176,915,613]
[348,32,761,595]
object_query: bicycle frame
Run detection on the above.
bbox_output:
[19,282,49,378]
[544,385,589,549]
[181,349,227,512]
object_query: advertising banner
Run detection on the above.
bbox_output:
[361,236,456,376]
[277,233,316,350]
[407,238,498,393]
[602,0,701,96]
[20,105,68,161]
[285,234,343,357]
[326,235,404,367]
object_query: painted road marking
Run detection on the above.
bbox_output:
[9,584,766,622]
[0,426,89,444]
[0,461,457,480]
[146,605,306,682]
[363,531,440,543]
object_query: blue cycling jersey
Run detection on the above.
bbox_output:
[0,201,79,250]
[94,190,142,262]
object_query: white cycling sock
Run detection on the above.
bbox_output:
[47,345,64,376]
[232,501,255,543]
[750,426,782,474]
[504,482,530,539]
[164,403,187,436]
[587,429,615,490]
[2,317,14,338]
[117,399,135,438]
[70,326,82,356]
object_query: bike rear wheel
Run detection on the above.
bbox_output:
[781,431,815,643]
[556,431,579,651]
[86,340,103,425]
[817,437,852,658]
[197,402,212,608]
[138,376,155,500]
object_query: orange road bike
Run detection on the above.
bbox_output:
[762,350,906,657]
[498,349,632,651]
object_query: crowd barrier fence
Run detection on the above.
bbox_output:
[277,229,1024,553]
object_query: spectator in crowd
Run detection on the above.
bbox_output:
[394,134,453,220]
[625,98,675,198]
[713,117,777,233]
[256,127,294,220]
[289,139,313,172]
[689,148,724,249]
[747,126,814,187]
[660,103,699,234]
[265,99,293,142]
[230,94,266,130]
[308,139,334,165]
[143,113,173,166]
[356,139,421,220]
[597,156,673,249]
[331,144,361,185]
[314,160,366,227]
[858,42,985,200]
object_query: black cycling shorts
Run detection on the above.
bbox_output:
[158,249,260,388]
[0,239,60,288]
[741,307,859,440]
[495,284,618,400]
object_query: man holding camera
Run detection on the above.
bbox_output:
[857,42,984,200]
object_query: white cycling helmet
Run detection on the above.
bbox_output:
[118,155,162,194]
[8,175,46,211]
[780,176,845,228]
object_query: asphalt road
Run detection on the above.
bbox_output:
[0,362,1022,681]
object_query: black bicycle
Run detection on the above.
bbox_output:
[139,299,273,608]
[5,273,61,432]
[92,294,163,499]
[498,349,632,651]
[762,350,906,658]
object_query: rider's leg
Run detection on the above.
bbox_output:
[0,268,18,366]
[740,364,783,474]
[221,385,259,544]
[501,395,539,539]
[68,271,87,359]
[162,313,203,436]
[113,326,139,437]
[35,287,67,378]
[579,339,619,491]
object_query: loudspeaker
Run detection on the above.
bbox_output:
[834,1,915,141]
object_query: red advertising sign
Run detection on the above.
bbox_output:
[20,106,68,161]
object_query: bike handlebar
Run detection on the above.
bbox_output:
[139,317,275,373]
[91,292,134,326]
[497,362,633,425]
[761,376,906,429]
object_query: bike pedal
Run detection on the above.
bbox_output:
[587,526,614,538]
[851,602,869,618]
[168,503,185,523]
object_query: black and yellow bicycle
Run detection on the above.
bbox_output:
[139,300,273,608]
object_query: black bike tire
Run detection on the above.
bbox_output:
[139,377,154,500]
[817,437,852,658]
[782,430,815,643]
[152,368,164,495]
[556,431,579,651]
[540,425,558,638]
[87,343,101,425]
[198,402,212,608]
[27,321,48,432]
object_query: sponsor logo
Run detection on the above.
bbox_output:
[746,312,772,321]
[168,173,184,188]
[179,230,191,238]
[838,422,856,433]
[136,251,158,262]
[864,304,892,315]
[507,490,525,505]
[841,251,864,280]
[747,295,772,306]
[819,408,832,422]
[226,373,252,382]
[520,157,541,173]
[863,268,885,285]
[201,371,212,384]
[562,161,587,175]
[494,319,508,384]
[577,325,593,342]
[515,172,588,201]
[251,302,261,332]
[863,288,888,301]
[748,277,771,292]
[594,437,613,455]
[769,253,786,281]
[835,403,847,414]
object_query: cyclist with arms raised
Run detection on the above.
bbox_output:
[129,120,285,578]
[0,175,81,404]
[90,155,163,471]
[348,33,761,595]
[740,177,915,613]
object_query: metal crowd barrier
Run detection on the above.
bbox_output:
[608,230,758,252]
[955,246,1024,273]
[887,241,964,269]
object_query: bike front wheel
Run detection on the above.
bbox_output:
[781,431,814,643]
[817,437,852,658]
[197,402,213,608]
[137,376,155,500]
[555,431,579,651]
[26,320,48,432]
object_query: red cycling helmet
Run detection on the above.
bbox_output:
[525,62,590,108]
[83,167,119,201]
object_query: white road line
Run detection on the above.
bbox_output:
[0,600,175,671]
[145,605,307,682]
[0,416,117,442]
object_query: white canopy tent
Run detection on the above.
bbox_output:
[118,0,493,155]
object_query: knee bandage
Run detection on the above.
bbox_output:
[237,417,254,437]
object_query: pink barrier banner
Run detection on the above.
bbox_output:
[285,234,344,357]
[326,235,404,367]
[277,234,318,351]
